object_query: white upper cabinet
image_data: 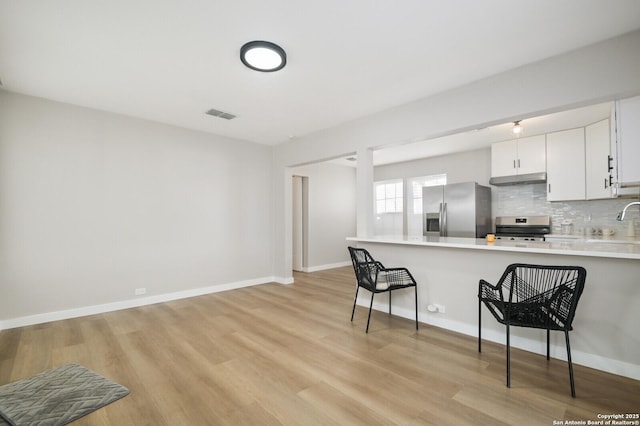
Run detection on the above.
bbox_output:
[516,135,547,175]
[546,119,614,201]
[491,135,546,178]
[585,119,613,200]
[546,128,586,201]
[491,140,518,177]
[615,96,640,186]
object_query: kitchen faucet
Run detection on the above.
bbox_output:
[616,201,640,221]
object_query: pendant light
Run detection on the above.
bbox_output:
[512,121,523,135]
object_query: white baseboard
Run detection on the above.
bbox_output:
[361,300,640,381]
[303,261,351,273]
[273,276,294,285]
[0,276,278,331]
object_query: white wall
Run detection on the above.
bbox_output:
[292,162,356,270]
[4,30,640,327]
[374,147,491,185]
[0,91,274,327]
[273,30,640,279]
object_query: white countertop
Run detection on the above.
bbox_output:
[346,235,640,260]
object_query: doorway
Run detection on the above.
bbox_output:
[292,175,309,272]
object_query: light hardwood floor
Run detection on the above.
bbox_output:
[1,267,638,425]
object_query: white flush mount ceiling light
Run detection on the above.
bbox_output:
[240,41,287,72]
[512,120,523,135]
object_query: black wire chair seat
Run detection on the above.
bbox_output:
[478,263,586,397]
[481,284,578,331]
[348,246,418,333]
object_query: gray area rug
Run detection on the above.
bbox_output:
[0,364,129,426]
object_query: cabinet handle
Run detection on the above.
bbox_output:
[513,160,516,169]
[518,159,521,168]
[548,183,551,192]
[604,178,608,189]
[608,155,613,172]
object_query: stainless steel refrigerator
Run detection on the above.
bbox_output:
[422,182,491,238]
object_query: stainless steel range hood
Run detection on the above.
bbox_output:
[489,172,547,186]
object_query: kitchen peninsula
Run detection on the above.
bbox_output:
[346,235,640,380]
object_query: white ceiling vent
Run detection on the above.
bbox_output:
[206,108,236,120]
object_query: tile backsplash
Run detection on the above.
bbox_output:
[492,183,640,237]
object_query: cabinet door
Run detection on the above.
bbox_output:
[616,96,640,185]
[585,119,613,199]
[547,128,585,201]
[516,135,546,175]
[491,140,517,177]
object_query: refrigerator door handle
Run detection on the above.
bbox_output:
[442,202,447,237]
[438,203,443,236]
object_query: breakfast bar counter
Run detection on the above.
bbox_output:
[345,235,640,381]
[347,234,640,260]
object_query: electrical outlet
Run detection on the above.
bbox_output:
[427,304,446,313]
[134,288,146,296]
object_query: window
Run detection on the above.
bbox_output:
[374,175,446,237]
[375,180,403,214]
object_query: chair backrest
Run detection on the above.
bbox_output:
[499,263,587,330]
[347,246,380,290]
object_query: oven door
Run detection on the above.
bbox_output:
[496,225,550,238]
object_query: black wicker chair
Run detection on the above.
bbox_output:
[478,263,587,397]
[348,246,418,333]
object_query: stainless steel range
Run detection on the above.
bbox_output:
[494,216,551,241]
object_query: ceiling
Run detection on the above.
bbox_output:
[1,1,640,147]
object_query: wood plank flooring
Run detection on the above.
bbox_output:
[1,266,638,425]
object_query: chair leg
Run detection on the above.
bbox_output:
[565,330,576,398]
[506,324,511,388]
[546,329,551,360]
[365,293,375,333]
[388,291,392,315]
[478,299,482,353]
[350,286,359,322]
[414,285,418,330]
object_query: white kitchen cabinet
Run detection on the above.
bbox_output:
[615,96,640,186]
[491,135,546,178]
[516,135,547,175]
[491,140,517,177]
[585,119,613,199]
[546,128,585,201]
